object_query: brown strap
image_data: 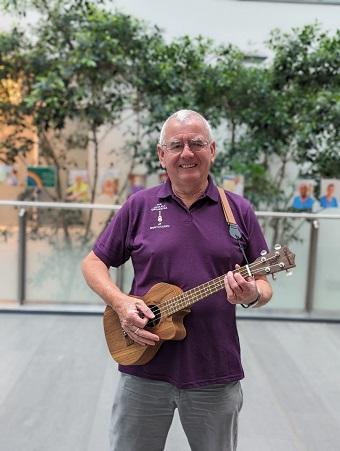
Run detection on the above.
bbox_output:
[217,186,237,226]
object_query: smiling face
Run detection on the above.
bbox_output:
[157,116,216,194]
[326,184,335,196]
[299,184,308,198]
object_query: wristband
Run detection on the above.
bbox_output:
[241,290,261,309]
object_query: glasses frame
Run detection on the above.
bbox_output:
[161,139,210,155]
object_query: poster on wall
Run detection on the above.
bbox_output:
[27,166,56,188]
[0,164,19,186]
[65,169,89,202]
[222,175,244,196]
[291,179,316,211]
[97,169,119,203]
[91,169,119,233]
[319,179,340,209]
[128,173,146,198]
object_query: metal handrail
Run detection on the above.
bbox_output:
[1,199,340,219]
[1,200,340,314]
[0,200,121,211]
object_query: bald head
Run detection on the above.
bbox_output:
[159,110,212,145]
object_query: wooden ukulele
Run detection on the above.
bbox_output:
[103,245,296,366]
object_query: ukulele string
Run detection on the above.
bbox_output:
[151,264,279,321]
[149,255,282,322]
[147,257,283,323]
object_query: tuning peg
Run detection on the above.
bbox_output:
[271,273,277,281]
[260,250,267,256]
[286,270,293,277]
[274,244,281,250]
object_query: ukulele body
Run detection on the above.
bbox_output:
[103,282,190,365]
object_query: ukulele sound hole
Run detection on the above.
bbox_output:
[146,305,161,328]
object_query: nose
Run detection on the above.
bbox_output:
[180,142,194,157]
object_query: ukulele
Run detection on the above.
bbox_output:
[103,245,295,366]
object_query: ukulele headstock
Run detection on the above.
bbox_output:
[252,244,296,277]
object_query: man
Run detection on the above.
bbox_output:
[82,110,272,451]
[65,174,89,203]
[291,182,314,211]
[320,183,338,208]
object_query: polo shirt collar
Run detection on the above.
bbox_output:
[158,174,219,203]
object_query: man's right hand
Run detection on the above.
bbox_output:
[81,251,160,347]
[116,296,160,347]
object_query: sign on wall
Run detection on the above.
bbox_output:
[27,166,56,188]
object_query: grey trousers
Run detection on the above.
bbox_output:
[109,373,243,451]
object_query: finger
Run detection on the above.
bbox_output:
[224,275,234,299]
[128,314,149,329]
[136,328,160,342]
[234,267,255,289]
[130,328,159,346]
[234,271,247,285]
[135,301,155,320]
[127,325,160,342]
[234,264,249,285]
[125,309,152,329]
[224,275,239,305]
[226,271,243,294]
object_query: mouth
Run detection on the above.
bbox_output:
[179,163,197,169]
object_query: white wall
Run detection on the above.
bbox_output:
[113,0,339,55]
[1,1,339,55]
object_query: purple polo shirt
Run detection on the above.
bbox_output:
[93,176,268,388]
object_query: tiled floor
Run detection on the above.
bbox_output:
[1,314,339,451]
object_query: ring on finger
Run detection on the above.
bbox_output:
[134,327,140,335]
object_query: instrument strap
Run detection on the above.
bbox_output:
[218,186,258,308]
[217,186,242,240]
[218,186,252,266]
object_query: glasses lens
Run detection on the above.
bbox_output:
[168,142,183,153]
[166,140,208,153]
[189,140,207,152]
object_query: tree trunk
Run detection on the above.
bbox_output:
[40,131,71,242]
[83,125,99,240]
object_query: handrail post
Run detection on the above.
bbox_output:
[18,208,27,305]
[305,219,319,313]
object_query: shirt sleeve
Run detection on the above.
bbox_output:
[92,201,132,268]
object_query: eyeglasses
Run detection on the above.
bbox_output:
[162,139,209,154]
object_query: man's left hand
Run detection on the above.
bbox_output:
[224,264,258,305]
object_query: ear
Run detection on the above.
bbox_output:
[157,144,166,169]
[209,140,216,164]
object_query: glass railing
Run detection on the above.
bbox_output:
[0,200,339,319]
[0,200,121,307]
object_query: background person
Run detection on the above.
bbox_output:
[291,182,314,210]
[82,110,273,451]
[127,173,146,198]
[91,175,119,233]
[65,174,89,203]
[320,183,338,208]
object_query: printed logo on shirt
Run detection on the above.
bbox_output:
[150,203,170,230]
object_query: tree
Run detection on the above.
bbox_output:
[268,25,340,183]
[1,0,338,247]
[0,28,35,164]
[1,0,166,238]
[132,35,216,172]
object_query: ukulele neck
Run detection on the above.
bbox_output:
[164,275,226,316]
